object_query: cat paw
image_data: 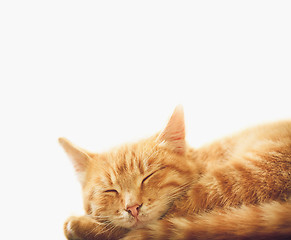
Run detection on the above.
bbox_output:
[64,216,83,240]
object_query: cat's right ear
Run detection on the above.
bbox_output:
[58,137,91,184]
[157,105,186,155]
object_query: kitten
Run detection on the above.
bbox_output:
[59,106,291,240]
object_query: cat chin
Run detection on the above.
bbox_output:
[128,219,147,229]
[117,217,148,229]
[132,221,146,229]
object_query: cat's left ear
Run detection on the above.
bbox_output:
[157,105,186,155]
[59,137,91,184]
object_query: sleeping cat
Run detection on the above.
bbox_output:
[59,106,291,240]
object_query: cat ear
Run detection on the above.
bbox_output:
[58,137,91,184]
[157,105,186,155]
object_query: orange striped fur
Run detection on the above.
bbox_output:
[59,106,291,240]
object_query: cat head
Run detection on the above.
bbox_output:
[59,105,192,228]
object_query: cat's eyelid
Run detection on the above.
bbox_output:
[104,189,118,194]
[142,172,155,184]
[142,167,165,184]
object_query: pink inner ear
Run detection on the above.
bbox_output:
[73,163,84,172]
[159,105,186,154]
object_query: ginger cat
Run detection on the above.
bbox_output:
[59,106,291,240]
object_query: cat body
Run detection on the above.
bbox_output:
[60,106,291,240]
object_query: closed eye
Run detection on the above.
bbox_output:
[104,189,118,194]
[142,167,166,184]
[142,172,155,184]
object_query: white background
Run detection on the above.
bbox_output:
[0,1,290,239]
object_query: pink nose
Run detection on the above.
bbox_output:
[126,204,141,218]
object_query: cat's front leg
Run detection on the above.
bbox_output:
[120,221,167,240]
[64,216,83,240]
[120,228,149,240]
[120,219,184,240]
[64,215,128,240]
